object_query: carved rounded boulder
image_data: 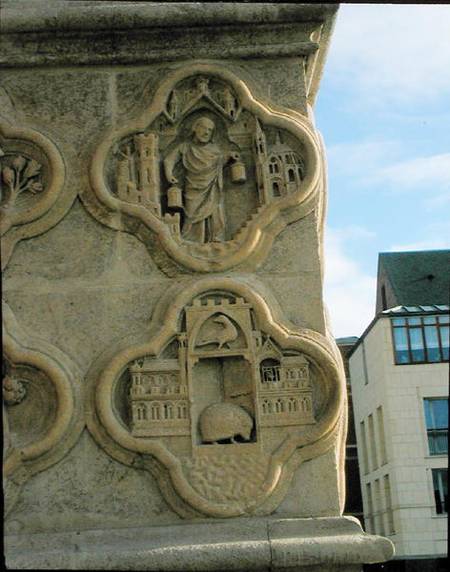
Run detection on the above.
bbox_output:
[199,402,253,443]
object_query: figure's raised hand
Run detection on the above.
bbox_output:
[169,175,178,185]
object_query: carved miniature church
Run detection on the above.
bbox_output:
[129,294,315,442]
[254,120,305,204]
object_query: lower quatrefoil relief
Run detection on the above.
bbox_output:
[90,281,344,516]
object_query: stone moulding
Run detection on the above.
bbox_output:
[0,120,66,270]
[87,276,346,518]
[87,63,324,273]
[5,516,395,571]
[2,302,84,516]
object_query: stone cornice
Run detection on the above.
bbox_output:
[1,2,338,33]
[0,2,338,105]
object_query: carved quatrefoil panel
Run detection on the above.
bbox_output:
[87,277,346,517]
[88,64,324,272]
[3,303,83,516]
[0,121,66,269]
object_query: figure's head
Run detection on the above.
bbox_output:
[192,117,215,144]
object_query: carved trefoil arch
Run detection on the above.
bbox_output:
[88,64,324,272]
[87,277,346,518]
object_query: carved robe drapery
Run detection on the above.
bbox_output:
[169,141,225,242]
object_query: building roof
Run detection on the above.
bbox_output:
[336,336,359,346]
[352,250,450,357]
[378,250,450,306]
[381,304,449,316]
[349,303,450,358]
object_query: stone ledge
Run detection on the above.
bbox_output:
[1,2,338,33]
[5,516,394,571]
[0,1,337,105]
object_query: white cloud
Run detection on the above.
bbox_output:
[323,227,377,338]
[328,141,450,204]
[326,140,402,180]
[389,239,450,252]
[372,153,450,192]
[328,5,450,104]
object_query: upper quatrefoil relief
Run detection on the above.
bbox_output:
[89,65,324,272]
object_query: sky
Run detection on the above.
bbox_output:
[315,3,450,338]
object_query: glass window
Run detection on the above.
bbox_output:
[424,325,440,362]
[409,327,425,362]
[391,315,450,364]
[432,469,448,514]
[393,327,409,363]
[424,398,448,455]
[441,326,449,360]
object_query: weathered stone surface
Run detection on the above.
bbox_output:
[2,2,394,569]
[5,516,393,571]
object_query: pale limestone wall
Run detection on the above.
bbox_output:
[350,318,448,558]
[2,3,342,535]
[2,4,396,569]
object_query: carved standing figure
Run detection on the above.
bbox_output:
[164,116,240,242]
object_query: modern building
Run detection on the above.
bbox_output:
[348,250,449,571]
[336,336,364,523]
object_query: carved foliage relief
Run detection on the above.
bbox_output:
[89,65,323,271]
[89,279,345,517]
[0,121,65,269]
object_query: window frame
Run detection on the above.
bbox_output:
[423,397,448,456]
[390,314,449,365]
[431,468,448,515]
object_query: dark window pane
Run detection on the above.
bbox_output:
[432,469,448,514]
[428,431,448,455]
[423,315,437,325]
[407,317,421,326]
[393,327,410,363]
[392,318,406,326]
[438,315,450,324]
[424,325,441,362]
[409,328,425,362]
[425,399,448,455]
